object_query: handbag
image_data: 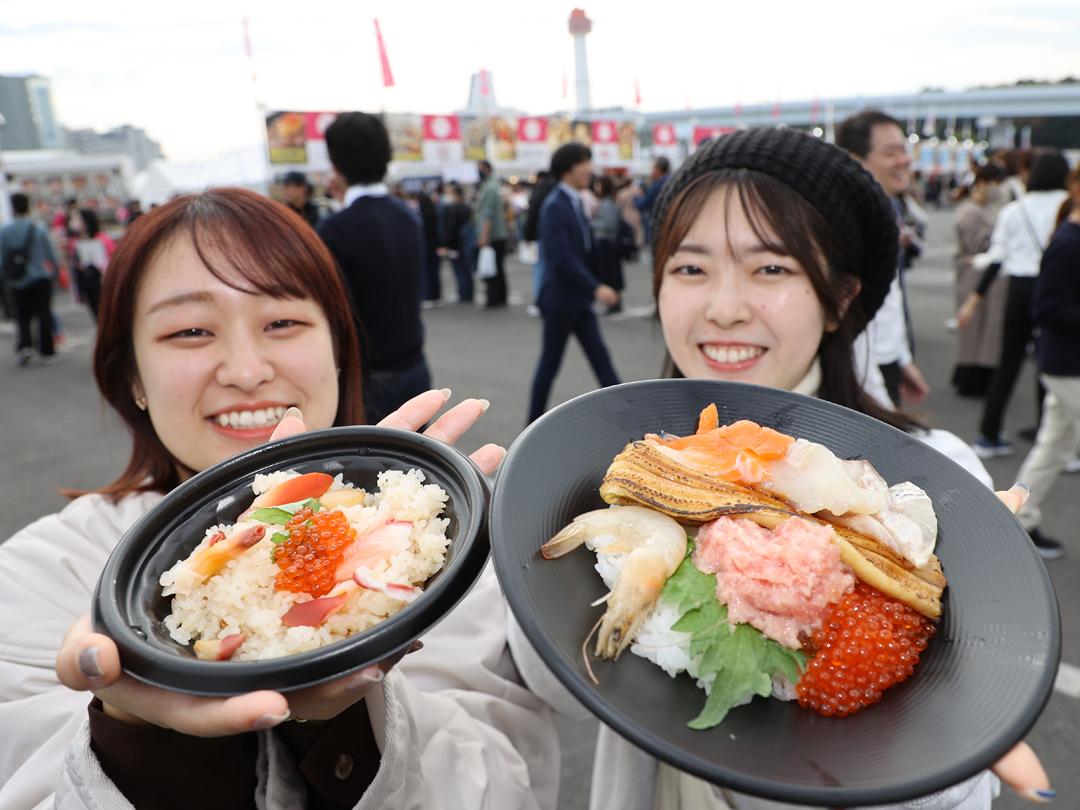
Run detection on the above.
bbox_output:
[476,245,497,279]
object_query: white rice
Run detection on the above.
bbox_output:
[594,545,794,704]
[161,468,450,661]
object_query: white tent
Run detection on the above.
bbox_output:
[134,146,269,207]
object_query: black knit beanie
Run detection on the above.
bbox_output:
[652,127,899,325]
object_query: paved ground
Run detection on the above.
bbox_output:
[2,208,1076,807]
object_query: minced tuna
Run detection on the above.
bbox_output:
[693,516,854,649]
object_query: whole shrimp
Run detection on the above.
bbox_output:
[542,505,686,660]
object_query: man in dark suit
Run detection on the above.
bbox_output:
[317,112,431,423]
[527,143,621,422]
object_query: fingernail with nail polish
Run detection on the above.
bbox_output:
[251,709,291,730]
[1011,481,1031,495]
[1022,787,1055,802]
[408,639,425,654]
[440,388,452,400]
[346,667,384,692]
[78,646,103,680]
[477,399,490,413]
[283,406,303,421]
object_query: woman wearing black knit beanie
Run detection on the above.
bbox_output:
[511,127,1052,809]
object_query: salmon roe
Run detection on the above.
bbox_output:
[796,582,936,718]
[274,508,356,597]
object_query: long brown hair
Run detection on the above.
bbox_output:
[88,188,364,501]
[653,168,918,432]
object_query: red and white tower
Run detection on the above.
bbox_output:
[568,9,592,113]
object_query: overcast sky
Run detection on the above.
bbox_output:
[2,0,1078,161]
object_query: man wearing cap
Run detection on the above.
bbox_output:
[837,111,930,407]
[281,171,324,229]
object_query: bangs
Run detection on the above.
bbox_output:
[724,172,797,260]
[182,192,320,301]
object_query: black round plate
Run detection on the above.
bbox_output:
[93,426,490,696]
[491,379,1060,807]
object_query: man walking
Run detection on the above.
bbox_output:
[634,156,671,245]
[473,160,509,308]
[837,110,930,406]
[1,193,59,366]
[527,143,620,422]
[317,113,431,422]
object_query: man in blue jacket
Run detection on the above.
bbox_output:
[527,143,620,422]
[633,156,670,245]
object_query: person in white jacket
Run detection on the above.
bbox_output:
[508,128,1055,809]
[0,188,559,810]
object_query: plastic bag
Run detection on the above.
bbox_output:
[476,245,497,279]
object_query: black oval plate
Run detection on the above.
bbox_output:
[93,426,489,696]
[490,379,1060,807]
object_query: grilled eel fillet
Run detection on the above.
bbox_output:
[598,440,946,619]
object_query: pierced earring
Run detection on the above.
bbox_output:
[135,396,148,411]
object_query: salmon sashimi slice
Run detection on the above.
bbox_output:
[648,409,795,484]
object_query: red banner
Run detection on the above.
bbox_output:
[591,120,618,144]
[692,125,734,146]
[304,112,338,141]
[517,117,549,143]
[653,123,677,146]
[422,114,461,141]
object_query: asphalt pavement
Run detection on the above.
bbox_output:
[1,208,1076,808]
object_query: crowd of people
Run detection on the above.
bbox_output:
[0,109,1071,808]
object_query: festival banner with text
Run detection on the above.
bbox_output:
[421,114,464,166]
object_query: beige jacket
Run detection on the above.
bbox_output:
[0,492,559,809]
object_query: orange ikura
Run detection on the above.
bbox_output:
[796,582,936,718]
[275,508,357,597]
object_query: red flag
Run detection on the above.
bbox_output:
[373,19,394,88]
[772,99,781,120]
[634,78,642,106]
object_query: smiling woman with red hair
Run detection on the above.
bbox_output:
[0,188,558,809]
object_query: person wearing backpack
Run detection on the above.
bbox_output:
[1,193,60,366]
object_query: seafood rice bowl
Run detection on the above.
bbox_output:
[160,468,451,662]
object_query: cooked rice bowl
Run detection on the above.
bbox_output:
[160,468,451,661]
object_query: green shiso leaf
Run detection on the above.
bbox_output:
[251,507,292,526]
[301,498,322,513]
[660,539,807,730]
[270,532,289,544]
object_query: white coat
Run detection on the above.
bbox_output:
[0,492,560,810]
